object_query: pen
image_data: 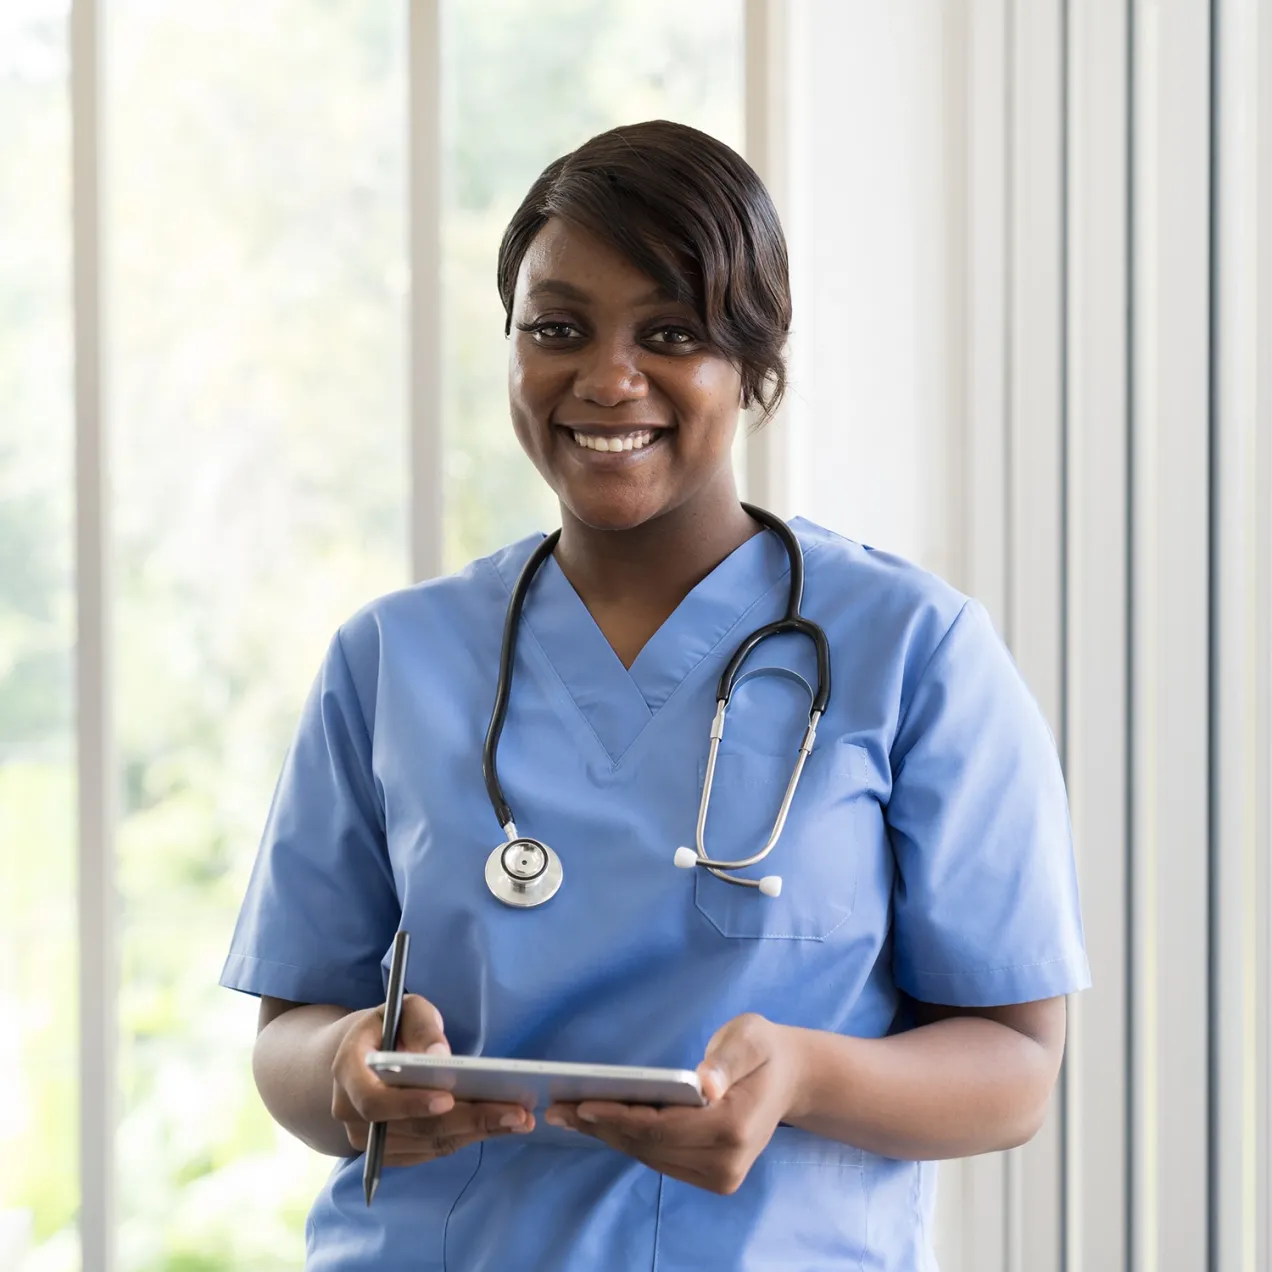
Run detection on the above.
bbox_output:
[364,928,411,1206]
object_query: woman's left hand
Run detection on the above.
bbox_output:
[544,1013,802,1195]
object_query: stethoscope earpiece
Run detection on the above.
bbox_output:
[675,847,783,898]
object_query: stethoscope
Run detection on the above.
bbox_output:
[481,504,832,908]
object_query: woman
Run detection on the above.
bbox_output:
[223,120,1088,1269]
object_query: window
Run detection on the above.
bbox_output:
[4,3,743,1266]
[105,3,407,1266]
[0,3,77,1269]
[440,0,743,567]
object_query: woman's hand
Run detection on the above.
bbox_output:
[543,1013,800,1194]
[330,993,534,1166]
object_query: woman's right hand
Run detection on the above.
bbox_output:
[330,993,535,1166]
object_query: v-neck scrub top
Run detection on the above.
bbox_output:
[222,517,1089,1271]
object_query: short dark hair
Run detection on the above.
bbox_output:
[497,120,791,421]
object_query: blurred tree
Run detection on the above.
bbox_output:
[0,5,79,1268]
[440,0,743,567]
[0,455,70,758]
[0,3,73,762]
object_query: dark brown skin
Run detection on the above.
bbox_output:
[507,217,760,667]
[251,218,1067,1188]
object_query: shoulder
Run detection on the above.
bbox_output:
[792,517,976,672]
[790,518,1018,742]
[338,536,540,648]
[319,533,545,704]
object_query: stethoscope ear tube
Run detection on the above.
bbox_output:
[686,685,823,882]
[684,507,832,893]
[739,502,804,617]
[482,529,561,833]
[716,617,831,715]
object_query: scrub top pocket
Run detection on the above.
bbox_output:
[692,739,868,940]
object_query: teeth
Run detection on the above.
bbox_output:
[570,430,657,453]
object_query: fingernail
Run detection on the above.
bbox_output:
[702,1067,726,1096]
[500,1112,524,1128]
[427,1095,450,1114]
[425,1041,450,1056]
[577,1110,598,1123]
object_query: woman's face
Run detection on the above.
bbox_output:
[508,218,744,532]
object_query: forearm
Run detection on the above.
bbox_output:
[779,1015,1060,1160]
[253,1003,359,1157]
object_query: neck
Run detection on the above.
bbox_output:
[554,483,759,613]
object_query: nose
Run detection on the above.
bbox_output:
[572,336,648,407]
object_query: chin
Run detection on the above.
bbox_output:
[560,486,668,533]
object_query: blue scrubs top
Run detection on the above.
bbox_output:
[222,517,1089,1271]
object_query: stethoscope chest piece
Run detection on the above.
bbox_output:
[485,836,563,908]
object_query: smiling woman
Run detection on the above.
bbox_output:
[496,123,789,663]
[226,121,1087,1270]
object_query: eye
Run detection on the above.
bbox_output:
[515,320,582,343]
[645,326,698,348]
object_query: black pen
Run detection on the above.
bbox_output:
[364,928,411,1206]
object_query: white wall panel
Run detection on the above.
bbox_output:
[1064,2,1131,1268]
[784,0,959,579]
[1213,2,1272,1269]
[959,0,1010,634]
[743,0,793,516]
[774,1,1272,1268]
[1129,2,1213,1269]
[1006,6,1066,1270]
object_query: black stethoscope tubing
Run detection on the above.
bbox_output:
[482,503,831,836]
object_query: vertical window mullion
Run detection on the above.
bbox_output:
[1260,3,1272,1261]
[409,0,443,583]
[70,1,116,1268]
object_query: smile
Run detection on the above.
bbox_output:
[568,428,661,453]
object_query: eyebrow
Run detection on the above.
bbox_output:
[525,279,682,307]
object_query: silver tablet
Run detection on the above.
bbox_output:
[365,1052,706,1109]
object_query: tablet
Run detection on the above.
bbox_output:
[365,1052,706,1110]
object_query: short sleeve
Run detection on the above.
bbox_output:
[887,600,1090,1007]
[220,629,399,1011]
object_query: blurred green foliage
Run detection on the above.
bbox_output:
[440,0,743,567]
[0,1,739,1268]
